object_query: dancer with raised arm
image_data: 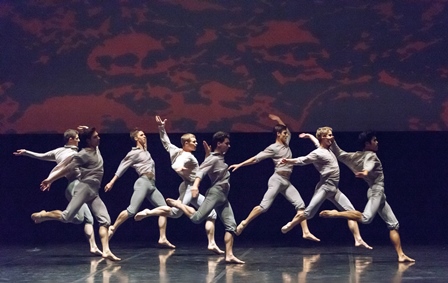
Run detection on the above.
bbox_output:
[319,131,414,262]
[138,116,223,254]
[104,128,174,248]
[228,114,319,241]
[33,126,120,261]
[166,131,245,264]
[280,127,371,249]
[14,129,102,256]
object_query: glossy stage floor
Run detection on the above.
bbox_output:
[0,242,446,283]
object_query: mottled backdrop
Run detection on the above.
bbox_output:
[1,0,447,133]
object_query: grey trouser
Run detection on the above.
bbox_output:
[65,180,94,224]
[126,175,167,217]
[170,181,217,220]
[259,173,305,211]
[304,181,355,219]
[191,186,237,232]
[362,183,399,230]
[62,181,111,226]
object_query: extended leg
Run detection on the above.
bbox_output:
[205,219,224,254]
[108,210,131,239]
[157,216,175,249]
[347,220,372,249]
[224,232,244,264]
[84,223,102,255]
[390,229,414,262]
[235,206,263,236]
[31,210,63,223]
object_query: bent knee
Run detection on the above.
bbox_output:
[388,222,400,230]
[361,215,374,224]
[257,205,269,213]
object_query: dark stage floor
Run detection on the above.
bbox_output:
[0,242,446,283]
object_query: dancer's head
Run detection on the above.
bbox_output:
[274,124,289,144]
[63,129,79,146]
[316,126,334,148]
[212,131,230,154]
[358,131,378,151]
[130,127,147,149]
[78,126,99,149]
[181,133,197,152]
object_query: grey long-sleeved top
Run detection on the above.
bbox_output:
[158,125,198,183]
[70,147,104,188]
[23,145,79,181]
[114,147,156,179]
[196,152,230,194]
[253,128,294,173]
[331,141,384,187]
[290,147,340,186]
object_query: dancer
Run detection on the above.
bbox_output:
[104,127,174,248]
[139,115,223,254]
[228,114,319,241]
[14,129,102,255]
[166,131,245,264]
[319,131,414,262]
[280,127,371,249]
[33,126,120,261]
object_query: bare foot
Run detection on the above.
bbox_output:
[208,244,225,255]
[102,251,121,261]
[166,198,181,208]
[134,209,151,221]
[281,222,293,234]
[235,221,247,236]
[319,209,339,218]
[303,232,321,242]
[355,239,373,250]
[90,247,103,256]
[31,210,46,223]
[108,225,115,240]
[158,239,176,249]
[398,254,415,263]
[226,255,245,264]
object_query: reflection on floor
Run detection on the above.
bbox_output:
[0,243,446,282]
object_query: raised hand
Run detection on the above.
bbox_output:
[155,115,167,126]
[203,140,211,156]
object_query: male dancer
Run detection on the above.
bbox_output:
[319,131,414,262]
[104,128,174,248]
[228,114,319,241]
[166,131,245,264]
[14,129,102,255]
[138,115,223,254]
[34,126,120,261]
[280,127,371,249]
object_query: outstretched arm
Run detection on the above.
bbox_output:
[228,156,257,172]
[156,115,173,151]
[13,149,56,162]
[299,133,319,148]
[268,113,286,126]
[40,164,72,191]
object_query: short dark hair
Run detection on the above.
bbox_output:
[130,127,141,141]
[273,124,287,135]
[358,131,376,149]
[211,131,230,149]
[63,129,78,144]
[79,126,96,148]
